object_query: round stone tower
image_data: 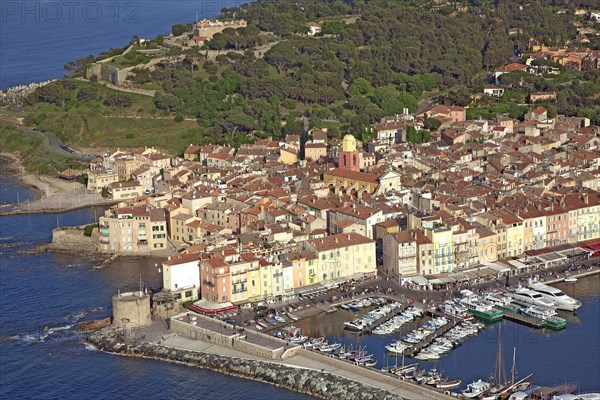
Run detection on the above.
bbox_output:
[112,291,151,328]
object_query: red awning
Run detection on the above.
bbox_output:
[188,303,237,315]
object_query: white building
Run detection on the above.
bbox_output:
[162,253,200,302]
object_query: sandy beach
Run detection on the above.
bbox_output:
[0,152,82,200]
[0,152,118,214]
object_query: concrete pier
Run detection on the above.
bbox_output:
[403,315,459,358]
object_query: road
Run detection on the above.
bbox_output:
[19,126,92,161]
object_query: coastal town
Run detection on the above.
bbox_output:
[83,102,600,305]
[78,93,600,400]
[2,2,600,400]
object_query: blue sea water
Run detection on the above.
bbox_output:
[0,0,240,88]
[0,178,311,400]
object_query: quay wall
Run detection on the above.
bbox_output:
[544,268,600,285]
[85,328,403,400]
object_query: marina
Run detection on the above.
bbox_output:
[268,273,600,397]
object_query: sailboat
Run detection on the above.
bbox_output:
[483,341,534,400]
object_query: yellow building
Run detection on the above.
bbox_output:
[569,192,600,242]
[323,168,380,197]
[476,226,497,265]
[302,233,376,285]
[424,225,454,274]
[278,148,298,165]
[520,207,547,251]
[87,169,119,193]
[305,143,327,161]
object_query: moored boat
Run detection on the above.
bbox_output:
[519,306,567,329]
[274,314,286,323]
[509,288,558,310]
[255,319,268,328]
[286,312,299,321]
[344,318,367,331]
[528,282,581,311]
[460,295,504,322]
[463,380,492,398]
[436,379,461,389]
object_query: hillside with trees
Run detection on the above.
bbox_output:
[7,0,599,154]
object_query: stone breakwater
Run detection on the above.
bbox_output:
[85,329,404,400]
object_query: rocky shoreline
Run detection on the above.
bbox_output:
[85,329,404,400]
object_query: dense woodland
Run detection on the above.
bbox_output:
[24,0,600,150]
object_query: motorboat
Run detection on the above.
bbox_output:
[528,282,581,311]
[484,293,513,307]
[463,379,492,398]
[510,288,559,309]
[274,314,286,323]
[519,305,567,329]
[255,319,268,328]
[286,312,299,321]
[385,341,407,354]
[316,342,341,353]
[348,302,362,311]
[255,324,263,331]
[437,379,462,389]
[414,350,440,360]
[439,300,470,318]
[344,318,367,331]
[508,392,529,400]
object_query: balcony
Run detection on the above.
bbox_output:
[231,269,247,276]
[101,237,110,244]
[100,228,109,236]
[273,272,283,278]
[232,286,247,294]
[203,280,215,287]
[232,277,248,285]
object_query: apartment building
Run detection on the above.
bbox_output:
[99,206,167,253]
[162,252,200,302]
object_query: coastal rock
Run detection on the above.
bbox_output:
[76,317,111,333]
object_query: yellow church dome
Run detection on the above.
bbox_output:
[342,134,357,152]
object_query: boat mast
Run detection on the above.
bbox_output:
[511,347,516,386]
[497,325,502,387]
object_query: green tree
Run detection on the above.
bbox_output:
[406,126,422,144]
[349,77,372,96]
[424,118,442,131]
[172,23,193,36]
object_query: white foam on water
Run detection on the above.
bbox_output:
[83,343,97,351]
[47,324,73,334]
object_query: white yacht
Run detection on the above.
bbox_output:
[509,288,558,309]
[528,282,582,311]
